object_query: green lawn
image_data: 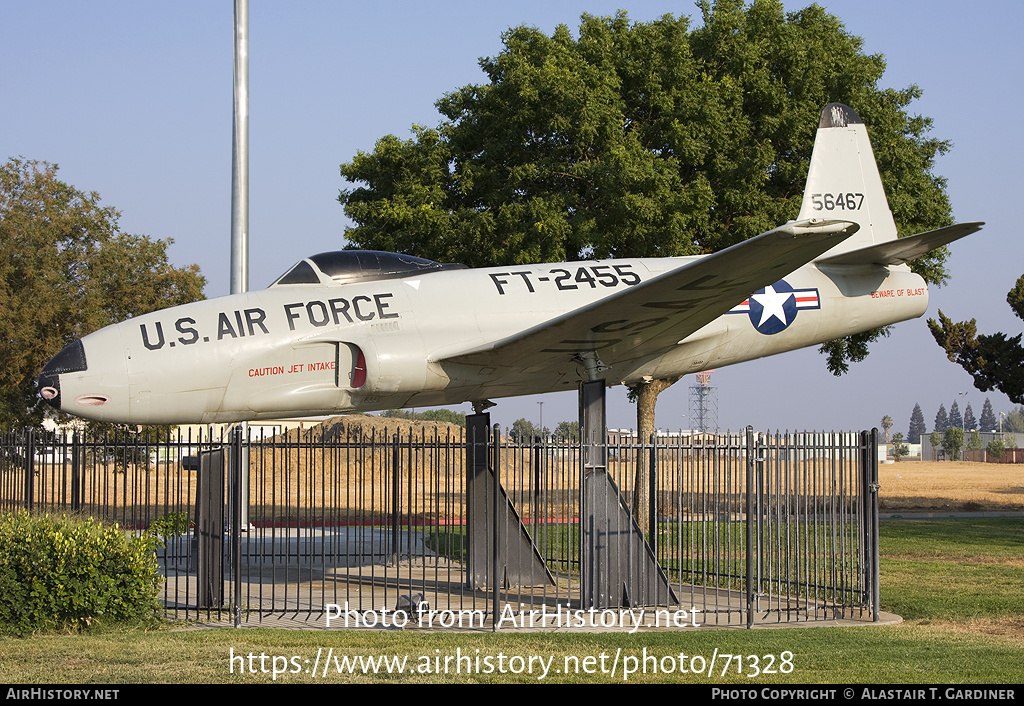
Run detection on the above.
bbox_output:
[1,519,1021,684]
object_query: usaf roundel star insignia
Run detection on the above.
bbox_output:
[728,279,820,335]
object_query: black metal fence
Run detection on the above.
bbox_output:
[0,424,879,629]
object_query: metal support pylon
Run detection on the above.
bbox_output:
[579,379,677,608]
[465,412,553,590]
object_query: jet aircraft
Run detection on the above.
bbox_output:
[38,104,982,425]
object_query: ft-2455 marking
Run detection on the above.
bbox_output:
[489,264,643,295]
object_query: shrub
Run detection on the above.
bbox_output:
[966,429,983,452]
[145,511,192,547]
[0,511,162,636]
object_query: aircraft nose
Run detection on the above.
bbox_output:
[37,339,89,411]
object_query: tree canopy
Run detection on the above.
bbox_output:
[340,1,954,374]
[0,158,205,428]
[509,418,547,443]
[380,408,467,427]
[963,403,977,432]
[1004,406,1024,435]
[891,432,908,462]
[949,400,963,430]
[942,426,965,461]
[881,415,893,443]
[908,403,926,444]
[979,398,997,433]
[553,420,580,442]
[929,275,1024,404]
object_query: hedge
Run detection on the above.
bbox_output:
[0,510,162,635]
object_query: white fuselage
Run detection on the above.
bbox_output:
[47,255,926,424]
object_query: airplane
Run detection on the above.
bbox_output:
[38,103,983,426]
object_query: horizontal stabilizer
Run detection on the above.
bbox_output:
[440,219,858,372]
[815,222,984,267]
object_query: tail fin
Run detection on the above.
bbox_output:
[798,103,898,259]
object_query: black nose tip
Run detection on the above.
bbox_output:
[37,339,89,410]
[37,369,63,410]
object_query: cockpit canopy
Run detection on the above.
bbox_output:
[271,250,466,287]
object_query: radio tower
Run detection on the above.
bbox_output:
[688,370,718,433]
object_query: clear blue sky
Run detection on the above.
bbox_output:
[3,0,1022,434]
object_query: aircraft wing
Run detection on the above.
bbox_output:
[439,219,858,374]
[815,222,984,267]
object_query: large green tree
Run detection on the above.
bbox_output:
[553,420,580,442]
[339,1,954,446]
[963,403,977,432]
[979,398,997,433]
[908,403,926,444]
[949,400,963,430]
[942,426,965,461]
[929,275,1024,405]
[0,158,206,428]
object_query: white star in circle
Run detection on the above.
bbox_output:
[752,285,794,328]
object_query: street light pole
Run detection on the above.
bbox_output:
[231,0,250,528]
[231,0,248,297]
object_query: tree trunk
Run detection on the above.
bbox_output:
[630,377,680,528]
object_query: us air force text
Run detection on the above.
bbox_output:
[138,292,400,350]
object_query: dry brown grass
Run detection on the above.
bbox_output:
[243,415,470,523]
[243,415,591,523]
[239,426,1024,520]
[15,417,1022,523]
[248,429,1024,520]
[925,617,1024,643]
[878,460,1024,513]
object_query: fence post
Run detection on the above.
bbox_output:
[648,434,657,558]
[745,426,755,629]
[860,431,869,611]
[231,427,243,627]
[859,428,881,621]
[491,423,500,631]
[391,434,401,566]
[71,431,81,512]
[24,427,35,511]
[868,428,880,622]
[532,441,542,539]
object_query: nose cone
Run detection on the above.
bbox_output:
[38,326,130,421]
[38,339,89,412]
